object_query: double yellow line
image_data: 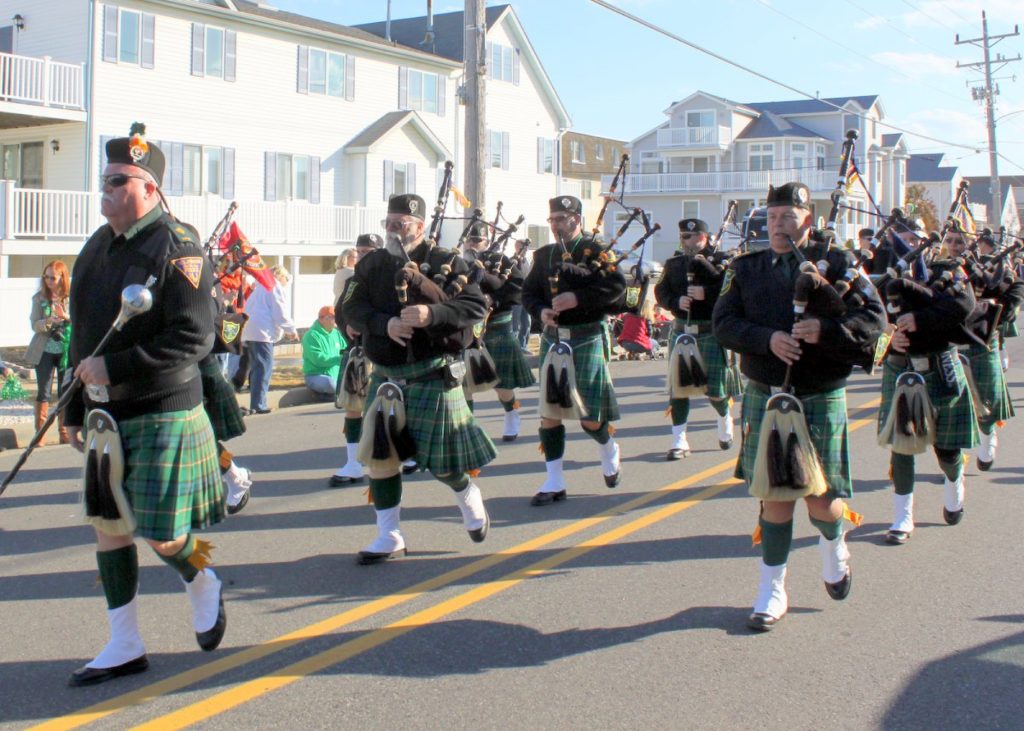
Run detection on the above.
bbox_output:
[36,400,880,730]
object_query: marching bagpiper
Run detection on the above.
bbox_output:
[342,194,495,563]
[462,221,536,441]
[713,182,885,631]
[655,217,740,458]
[521,195,626,506]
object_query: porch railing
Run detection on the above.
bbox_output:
[0,52,85,109]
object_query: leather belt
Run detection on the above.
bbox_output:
[748,378,844,398]
[886,349,954,373]
[107,363,200,401]
[673,319,712,335]
[544,322,604,339]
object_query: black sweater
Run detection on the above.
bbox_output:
[521,234,626,325]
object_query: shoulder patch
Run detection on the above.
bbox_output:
[171,256,204,289]
[720,267,736,295]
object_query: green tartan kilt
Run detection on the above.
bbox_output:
[106,405,225,541]
[963,344,1015,422]
[200,358,245,442]
[484,315,536,390]
[878,357,979,450]
[671,321,741,400]
[540,327,620,423]
[367,357,497,474]
[736,384,852,498]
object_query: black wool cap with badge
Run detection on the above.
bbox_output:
[388,194,427,221]
[105,122,165,186]
[678,218,709,234]
[766,182,812,210]
[549,196,583,216]
[356,233,383,249]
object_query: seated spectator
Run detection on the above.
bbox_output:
[617,291,657,360]
[302,305,346,399]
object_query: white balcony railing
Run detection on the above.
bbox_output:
[0,185,388,244]
[0,51,85,109]
[656,125,731,148]
[601,170,833,195]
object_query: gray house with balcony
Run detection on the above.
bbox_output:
[604,91,909,262]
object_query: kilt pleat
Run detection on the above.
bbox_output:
[112,405,224,541]
[964,344,1015,422]
[484,316,536,390]
[369,358,497,474]
[200,358,245,442]
[878,357,979,450]
[737,384,852,498]
[540,328,620,423]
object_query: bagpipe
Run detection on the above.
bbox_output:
[593,153,630,237]
[202,202,264,355]
[610,207,661,315]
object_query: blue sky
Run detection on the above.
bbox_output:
[272,0,1024,178]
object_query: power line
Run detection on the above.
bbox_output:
[898,0,959,32]
[586,0,984,153]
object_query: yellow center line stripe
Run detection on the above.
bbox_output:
[35,397,880,730]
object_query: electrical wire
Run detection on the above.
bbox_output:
[898,0,960,32]
[586,0,984,153]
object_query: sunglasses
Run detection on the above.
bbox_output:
[679,233,700,240]
[381,218,419,231]
[100,173,151,189]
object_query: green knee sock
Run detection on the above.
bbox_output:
[539,425,566,461]
[433,471,470,492]
[979,419,995,436]
[369,474,402,510]
[891,453,915,495]
[810,515,843,541]
[670,398,690,426]
[344,416,362,444]
[709,398,729,417]
[499,398,517,413]
[158,535,199,582]
[582,422,611,445]
[97,544,139,610]
[759,517,793,566]
[936,449,963,482]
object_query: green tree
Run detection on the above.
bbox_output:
[904,184,940,232]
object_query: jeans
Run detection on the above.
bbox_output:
[512,304,531,349]
[304,374,336,397]
[35,350,66,403]
[247,341,275,411]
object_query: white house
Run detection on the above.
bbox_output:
[0,1,570,346]
[963,176,1021,235]
[603,91,910,262]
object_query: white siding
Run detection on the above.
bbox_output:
[0,0,89,63]
[0,122,87,189]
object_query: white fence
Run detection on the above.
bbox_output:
[601,170,833,194]
[656,125,731,148]
[0,52,85,109]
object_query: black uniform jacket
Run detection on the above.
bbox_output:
[521,234,627,325]
[67,207,216,426]
[343,241,486,366]
[468,250,524,316]
[889,258,977,354]
[654,246,726,321]
[713,243,886,390]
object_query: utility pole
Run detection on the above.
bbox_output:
[956,12,1020,229]
[463,0,486,211]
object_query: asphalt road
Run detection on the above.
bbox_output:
[3,342,1024,730]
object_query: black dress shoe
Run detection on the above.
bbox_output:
[196,591,227,652]
[943,507,964,525]
[604,471,621,488]
[502,434,518,443]
[328,474,361,487]
[357,547,407,565]
[468,511,489,543]
[530,490,567,506]
[719,439,733,450]
[69,655,149,687]
[666,448,688,461]
[226,490,249,515]
[747,612,783,632]
[402,461,418,475]
[885,530,910,545]
[977,459,993,472]
[252,408,272,415]
[824,568,852,600]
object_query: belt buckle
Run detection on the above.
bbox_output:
[387,377,408,388]
[86,384,110,403]
[557,327,571,341]
[685,324,699,335]
[769,386,782,396]
[910,356,929,372]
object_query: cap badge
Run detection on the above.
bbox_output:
[686,221,695,231]
[797,188,809,204]
[408,199,419,214]
[561,198,571,209]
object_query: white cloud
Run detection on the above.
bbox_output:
[870,52,960,79]
[855,16,886,30]
[902,107,988,151]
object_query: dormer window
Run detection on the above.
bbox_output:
[686,111,714,128]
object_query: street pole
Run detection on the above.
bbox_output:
[956,12,1020,228]
[464,0,486,211]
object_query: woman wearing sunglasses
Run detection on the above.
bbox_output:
[25,259,72,443]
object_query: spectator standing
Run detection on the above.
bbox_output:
[241,265,298,414]
[25,260,72,443]
[333,249,357,302]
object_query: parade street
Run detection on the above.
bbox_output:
[2,348,1023,731]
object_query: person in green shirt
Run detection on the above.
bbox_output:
[303,305,346,399]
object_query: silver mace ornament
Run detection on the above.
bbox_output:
[0,279,156,495]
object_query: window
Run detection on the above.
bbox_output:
[537,137,556,174]
[749,143,774,172]
[581,180,593,199]
[309,48,347,97]
[487,41,518,83]
[682,200,699,219]
[408,69,438,113]
[595,143,604,161]
[383,160,417,200]
[570,139,585,164]
[816,143,825,171]
[103,7,154,67]
[692,156,710,173]
[791,143,807,171]
[489,130,510,169]
[639,151,663,174]
[120,10,140,64]
[686,110,714,128]
[842,113,860,138]
[274,154,313,201]
[205,27,224,77]
[205,147,223,195]
[182,145,223,195]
